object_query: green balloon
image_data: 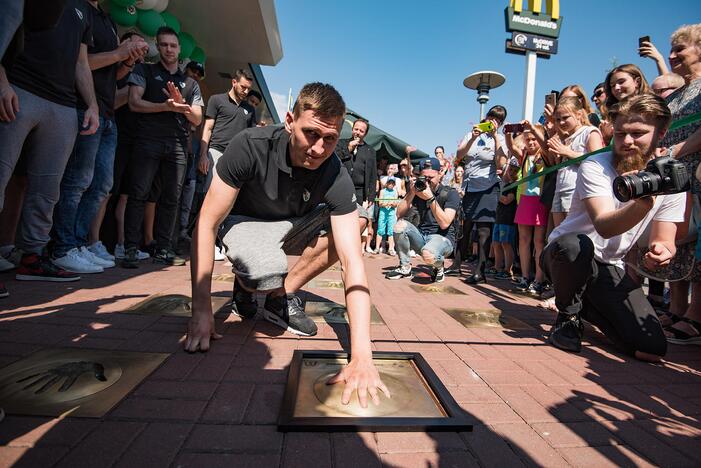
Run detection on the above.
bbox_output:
[137,9,165,37]
[178,32,195,59]
[110,2,138,27]
[160,12,180,34]
[190,47,206,64]
[111,0,135,6]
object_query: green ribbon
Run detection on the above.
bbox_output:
[501,110,701,191]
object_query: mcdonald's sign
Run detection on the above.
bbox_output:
[505,0,562,39]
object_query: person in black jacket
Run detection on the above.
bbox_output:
[335,118,376,252]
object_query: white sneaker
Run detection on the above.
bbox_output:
[114,244,125,259]
[409,249,417,257]
[214,245,226,261]
[88,241,115,262]
[0,256,14,272]
[388,249,397,256]
[53,248,103,274]
[364,245,374,254]
[137,249,150,260]
[80,246,115,268]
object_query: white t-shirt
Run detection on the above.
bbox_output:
[548,151,686,268]
[555,126,600,192]
[463,133,506,192]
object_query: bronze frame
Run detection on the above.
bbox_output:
[278,350,473,432]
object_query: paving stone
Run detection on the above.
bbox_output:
[557,445,655,467]
[282,432,331,468]
[380,451,478,467]
[110,398,207,422]
[116,422,191,467]
[185,424,282,453]
[332,432,382,468]
[200,382,255,423]
[0,416,97,448]
[56,421,145,468]
[461,425,525,467]
[376,432,466,453]
[174,453,280,467]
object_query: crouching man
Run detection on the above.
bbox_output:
[186,83,388,406]
[543,94,686,361]
[385,158,460,283]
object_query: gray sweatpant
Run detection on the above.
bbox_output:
[0,86,79,253]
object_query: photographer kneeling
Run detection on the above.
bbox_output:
[385,158,460,283]
[543,94,687,361]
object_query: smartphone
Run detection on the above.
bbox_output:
[503,123,525,133]
[588,113,601,127]
[545,92,557,107]
[476,121,495,133]
[638,35,650,47]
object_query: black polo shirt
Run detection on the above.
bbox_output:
[413,185,461,245]
[216,126,357,220]
[8,0,92,108]
[127,62,204,146]
[206,92,257,152]
[337,138,375,202]
[114,76,137,144]
[76,2,118,118]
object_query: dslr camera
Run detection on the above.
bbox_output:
[414,176,429,192]
[613,155,690,202]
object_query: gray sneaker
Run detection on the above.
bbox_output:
[263,293,317,336]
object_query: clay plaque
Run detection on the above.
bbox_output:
[305,301,385,325]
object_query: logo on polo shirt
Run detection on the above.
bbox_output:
[179,82,186,89]
[155,76,164,81]
[243,109,249,115]
[303,189,311,202]
[351,193,357,203]
[75,8,83,20]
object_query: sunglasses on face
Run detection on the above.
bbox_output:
[591,90,605,100]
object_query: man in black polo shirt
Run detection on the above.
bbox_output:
[52,0,148,274]
[335,118,377,253]
[0,0,99,284]
[187,83,389,408]
[122,26,204,268]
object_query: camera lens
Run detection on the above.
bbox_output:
[613,176,633,202]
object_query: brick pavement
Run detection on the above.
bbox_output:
[1,253,700,467]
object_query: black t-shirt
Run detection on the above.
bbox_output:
[127,62,204,147]
[8,0,92,108]
[413,185,461,245]
[76,2,118,118]
[206,92,256,152]
[495,186,517,225]
[216,126,357,220]
[114,76,136,144]
[337,139,374,202]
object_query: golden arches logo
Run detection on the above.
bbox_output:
[509,0,560,19]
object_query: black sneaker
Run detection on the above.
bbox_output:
[385,265,413,280]
[231,280,257,319]
[153,249,186,266]
[430,267,445,283]
[0,283,8,298]
[548,312,583,353]
[263,293,317,336]
[121,247,139,269]
[15,253,81,282]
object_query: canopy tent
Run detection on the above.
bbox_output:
[341,110,428,162]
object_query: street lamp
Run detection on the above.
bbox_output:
[463,71,506,120]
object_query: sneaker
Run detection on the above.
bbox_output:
[179,230,192,243]
[485,267,499,277]
[365,245,375,254]
[4,248,22,267]
[0,256,14,272]
[153,248,186,266]
[514,277,530,291]
[121,247,139,269]
[263,293,317,336]
[79,246,115,269]
[0,283,7,298]
[52,248,103,274]
[388,248,397,256]
[385,265,413,280]
[231,280,257,319]
[548,312,583,353]
[431,267,445,283]
[88,241,115,262]
[409,249,417,257]
[495,271,514,281]
[16,253,81,282]
[114,244,126,259]
[526,281,545,296]
[214,245,226,261]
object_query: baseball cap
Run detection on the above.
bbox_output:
[185,61,205,78]
[417,157,441,171]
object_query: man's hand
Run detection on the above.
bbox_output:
[327,356,391,408]
[644,242,674,270]
[80,105,100,135]
[164,81,192,114]
[118,37,148,63]
[198,154,210,174]
[0,81,19,122]
[414,183,433,200]
[348,137,361,152]
[184,308,222,352]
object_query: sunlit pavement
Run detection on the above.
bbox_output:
[1,254,700,467]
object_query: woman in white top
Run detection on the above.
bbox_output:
[547,96,605,227]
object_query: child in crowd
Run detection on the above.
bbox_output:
[490,159,520,280]
[374,177,399,255]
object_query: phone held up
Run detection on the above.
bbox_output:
[638,35,650,55]
[475,121,495,133]
[503,123,525,134]
[545,92,557,108]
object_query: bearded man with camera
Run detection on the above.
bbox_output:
[543,94,688,361]
[385,158,460,283]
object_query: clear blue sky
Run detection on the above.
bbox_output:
[262,1,699,156]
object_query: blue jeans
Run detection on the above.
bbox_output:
[53,111,118,257]
[393,222,454,268]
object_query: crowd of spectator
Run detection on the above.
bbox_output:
[0,4,700,361]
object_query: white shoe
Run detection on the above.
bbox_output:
[53,248,103,273]
[214,245,226,261]
[114,244,125,259]
[88,241,115,262]
[80,246,115,268]
[137,249,150,260]
[364,245,374,254]
[0,256,14,272]
[409,249,417,257]
[388,249,397,256]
